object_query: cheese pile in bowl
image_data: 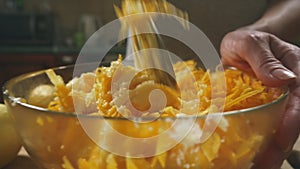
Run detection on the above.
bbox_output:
[46,57,282,117]
[42,57,286,169]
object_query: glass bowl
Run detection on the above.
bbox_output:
[3,64,288,169]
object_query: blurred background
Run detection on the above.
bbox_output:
[1,0,300,103]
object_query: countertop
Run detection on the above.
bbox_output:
[3,138,300,169]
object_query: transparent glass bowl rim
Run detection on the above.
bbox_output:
[2,64,289,120]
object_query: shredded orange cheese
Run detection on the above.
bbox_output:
[47,59,283,117]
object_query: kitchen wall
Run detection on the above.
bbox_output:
[22,0,268,33]
[18,0,119,46]
[16,0,270,49]
[22,0,119,30]
[14,0,300,61]
[167,0,269,60]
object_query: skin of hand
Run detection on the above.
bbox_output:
[220,29,300,169]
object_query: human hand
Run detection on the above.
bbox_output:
[220,29,300,169]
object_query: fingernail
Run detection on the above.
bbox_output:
[272,69,297,80]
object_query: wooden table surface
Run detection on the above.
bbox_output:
[3,138,300,169]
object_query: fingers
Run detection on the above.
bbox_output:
[220,31,253,72]
[276,87,300,152]
[220,31,297,87]
[252,140,287,169]
[269,35,300,152]
[252,91,300,169]
[221,30,300,169]
[254,88,300,169]
[240,32,296,87]
[269,35,300,75]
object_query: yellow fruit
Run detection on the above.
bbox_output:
[0,104,22,168]
[28,84,55,108]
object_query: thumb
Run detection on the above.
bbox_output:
[242,33,296,87]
